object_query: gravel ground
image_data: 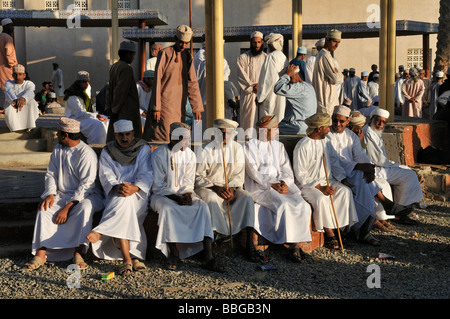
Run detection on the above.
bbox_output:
[0,198,448,311]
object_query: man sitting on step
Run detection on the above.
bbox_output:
[25,117,104,271]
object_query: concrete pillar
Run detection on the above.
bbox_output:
[378,0,388,112]
[423,34,430,77]
[205,0,225,128]
[386,0,396,119]
[292,0,302,59]
[111,0,118,65]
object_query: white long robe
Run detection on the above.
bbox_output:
[429,81,443,120]
[136,83,152,127]
[355,80,372,110]
[304,54,317,84]
[343,76,360,110]
[293,137,358,232]
[150,144,213,259]
[257,50,288,121]
[395,78,406,106]
[363,125,424,206]
[311,48,344,116]
[51,67,64,97]
[327,128,381,239]
[90,143,153,261]
[244,139,312,244]
[237,50,267,132]
[65,95,108,145]
[195,139,255,237]
[4,79,39,131]
[31,141,104,261]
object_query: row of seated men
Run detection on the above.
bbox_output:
[24,105,423,275]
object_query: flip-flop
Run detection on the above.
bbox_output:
[132,259,147,272]
[24,256,45,270]
[119,262,133,275]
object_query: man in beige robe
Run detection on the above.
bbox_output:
[311,29,344,116]
[105,41,142,142]
[143,25,203,143]
[0,18,17,111]
[236,31,266,132]
[402,68,425,118]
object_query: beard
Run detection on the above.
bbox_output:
[250,46,264,56]
[370,122,384,136]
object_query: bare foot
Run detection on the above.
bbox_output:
[87,231,101,243]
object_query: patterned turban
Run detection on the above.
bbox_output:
[58,117,80,133]
[349,111,366,127]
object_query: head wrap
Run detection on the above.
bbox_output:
[361,71,369,77]
[435,71,444,78]
[333,105,351,118]
[176,25,193,42]
[349,111,366,127]
[251,31,263,39]
[373,73,379,78]
[409,68,418,78]
[119,40,136,52]
[326,29,342,40]
[77,70,90,81]
[297,46,307,54]
[12,64,25,74]
[143,70,154,78]
[265,33,284,51]
[256,115,279,129]
[305,113,331,134]
[213,118,239,129]
[1,18,13,26]
[370,107,390,120]
[315,38,325,48]
[114,120,134,133]
[58,117,80,133]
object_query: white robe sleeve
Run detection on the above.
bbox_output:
[132,145,153,199]
[257,54,279,103]
[41,146,60,199]
[244,140,272,189]
[70,148,99,203]
[65,95,96,120]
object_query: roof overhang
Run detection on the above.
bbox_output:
[123,20,438,42]
[0,9,168,27]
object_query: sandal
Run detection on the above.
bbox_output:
[202,258,226,273]
[288,247,303,263]
[132,259,147,272]
[166,256,181,271]
[325,236,340,250]
[24,255,45,270]
[119,261,133,275]
[73,254,88,270]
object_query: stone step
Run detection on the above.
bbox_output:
[0,243,31,258]
[0,152,51,167]
[0,139,48,153]
[0,220,35,242]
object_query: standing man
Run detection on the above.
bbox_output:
[136,69,154,127]
[106,40,142,142]
[0,18,17,113]
[4,64,40,132]
[143,25,203,143]
[343,68,359,110]
[311,29,344,116]
[355,71,372,110]
[145,43,162,71]
[256,33,289,122]
[429,71,444,120]
[305,38,325,84]
[87,120,153,275]
[402,68,425,118]
[236,31,266,133]
[51,63,65,105]
[25,117,104,270]
[289,46,307,81]
[368,73,379,99]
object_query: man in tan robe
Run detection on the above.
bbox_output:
[236,31,266,132]
[311,29,344,116]
[105,41,142,142]
[143,25,203,143]
[402,68,425,118]
[0,18,17,111]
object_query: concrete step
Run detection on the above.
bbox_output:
[0,127,41,140]
[0,152,51,167]
[0,243,31,258]
[0,220,35,242]
[0,139,48,153]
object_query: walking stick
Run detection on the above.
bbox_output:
[322,154,344,252]
[221,143,234,248]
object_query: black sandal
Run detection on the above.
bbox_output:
[288,247,303,263]
[325,236,340,250]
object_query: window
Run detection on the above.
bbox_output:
[45,0,59,10]
[74,0,87,10]
[407,48,423,70]
[2,0,15,9]
[118,0,130,9]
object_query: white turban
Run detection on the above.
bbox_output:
[326,29,342,40]
[251,31,264,39]
[333,105,351,118]
[435,71,444,78]
[361,71,369,77]
[213,118,239,129]
[265,33,284,51]
[176,25,193,42]
[315,38,325,48]
[370,107,390,119]
[297,46,307,54]
[1,18,13,26]
[114,120,134,133]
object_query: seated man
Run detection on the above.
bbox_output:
[150,122,224,272]
[363,108,423,225]
[244,115,313,262]
[25,117,104,270]
[4,64,40,132]
[274,64,317,135]
[195,119,257,261]
[293,113,358,250]
[87,120,152,275]
[64,70,108,145]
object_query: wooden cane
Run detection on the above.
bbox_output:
[322,154,344,252]
[221,143,234,248]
